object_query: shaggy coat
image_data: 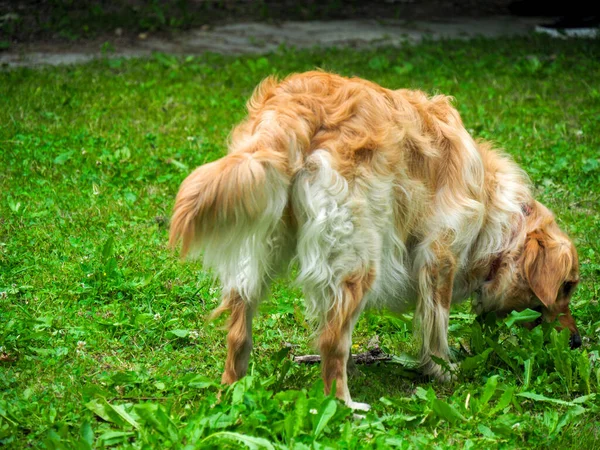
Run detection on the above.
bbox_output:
[170,71,581,409]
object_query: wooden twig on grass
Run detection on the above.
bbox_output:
[293,345,391,365]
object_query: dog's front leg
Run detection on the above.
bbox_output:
[416,248,456,381]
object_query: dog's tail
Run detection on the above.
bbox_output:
[169,76,315,300]
[169,146,290,258]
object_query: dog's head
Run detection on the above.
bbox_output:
[481,202,581,348]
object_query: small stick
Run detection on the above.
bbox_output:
[293,345,391,365]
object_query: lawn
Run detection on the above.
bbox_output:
[1,37,599,449]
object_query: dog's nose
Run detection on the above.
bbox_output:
[570,334,582,349]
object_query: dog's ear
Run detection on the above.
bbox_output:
[523,229,570,307]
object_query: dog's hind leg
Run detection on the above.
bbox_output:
[217,289,256,384]
[214,222,295,385]
[318,270,374,410]
[293,149,380,408]
[415,244,456,381]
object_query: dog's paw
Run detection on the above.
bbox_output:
[347,401,371,411]
[422,360,458,383]
[434,370,456,384]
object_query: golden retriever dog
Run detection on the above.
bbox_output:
[169,71,581,410]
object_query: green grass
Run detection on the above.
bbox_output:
[1,37,600,449]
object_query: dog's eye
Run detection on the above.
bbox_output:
[562,281,576,296]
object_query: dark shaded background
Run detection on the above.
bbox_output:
[2,0,592,45]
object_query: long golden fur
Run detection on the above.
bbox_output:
[170,71,581,409]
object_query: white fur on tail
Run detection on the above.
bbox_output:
[169,150,289,302]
